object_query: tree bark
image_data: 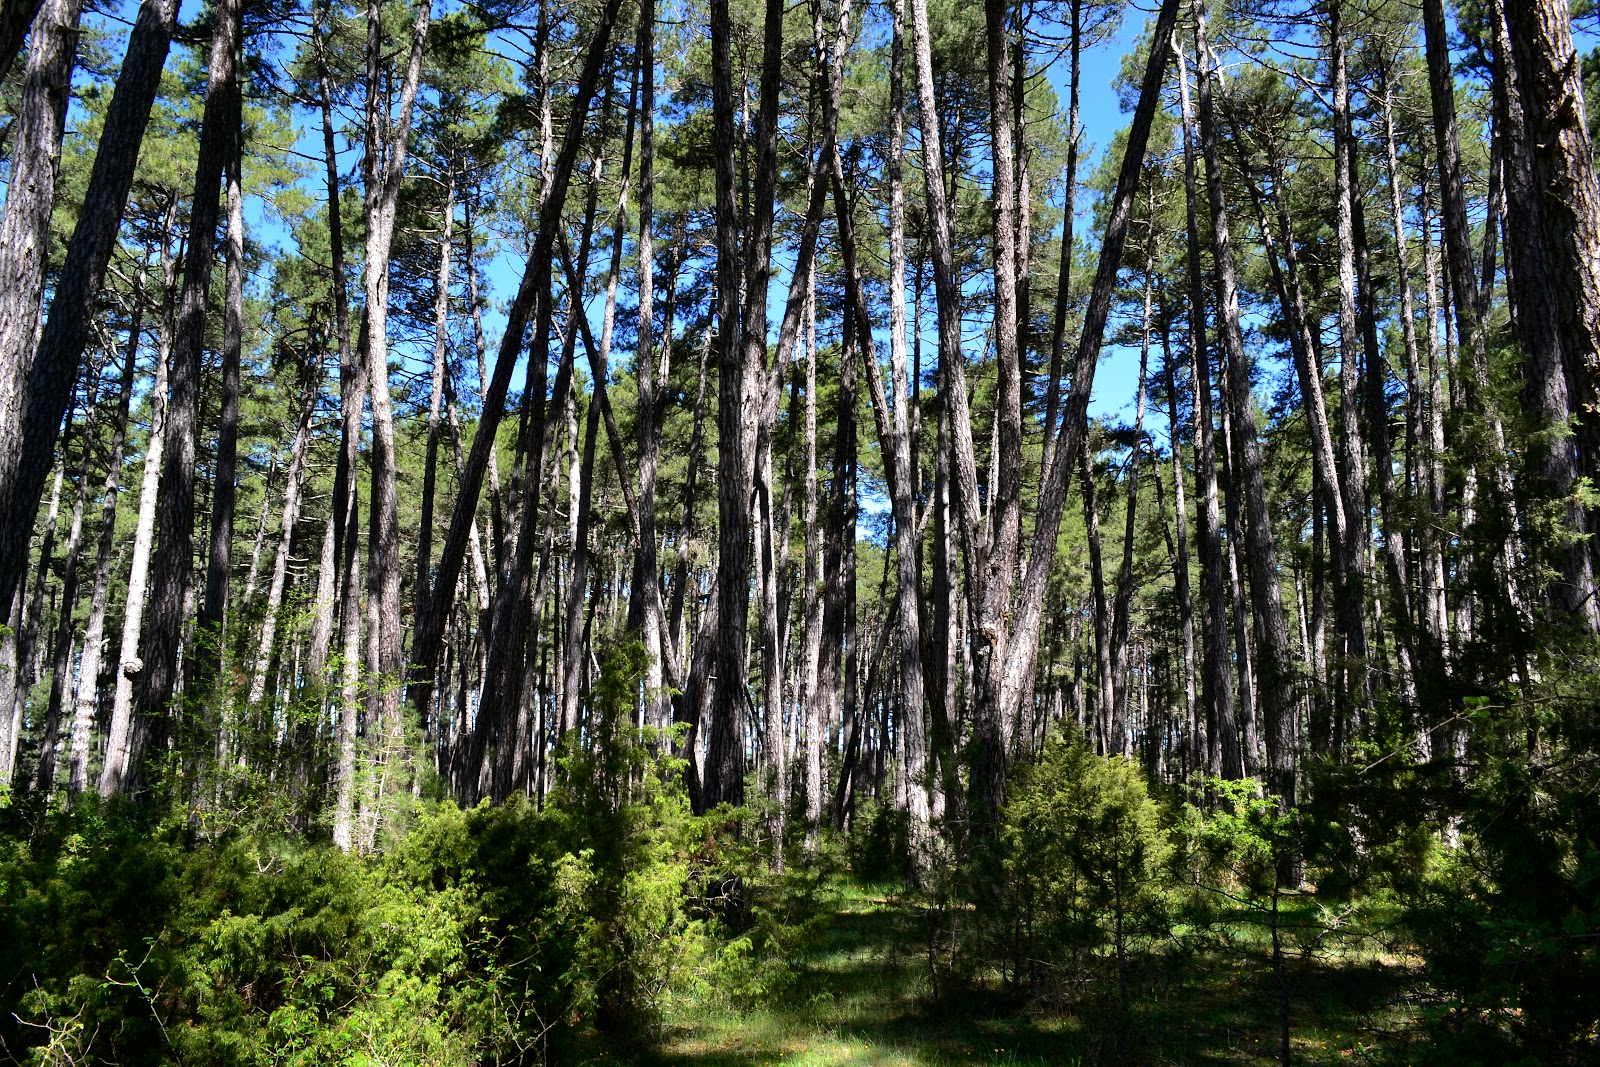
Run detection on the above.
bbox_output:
[1174,42,1239,780]
[129,0,244,790]
[1191,0,1297,807]
[0,0,82,487]
[69,291,142,799]
[0,0,45,84]
[995,0,1181,810]
[192,112,247,698]
[1500,0,1600,630]
[101,213,177,797]
[0,0,180,622]
[409,0,622,737]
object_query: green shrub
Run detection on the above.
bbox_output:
[0,642,768,1064]
[992,736,1174,1008]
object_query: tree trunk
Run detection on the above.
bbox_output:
[247,353,322,707]
[1328,2,1372,711]
[0,0,82,492]
[969,0,1025,817]
[1110,266,1154,755]
[69,291,143,799]
[192,114,246,699]
[628,0,669,735]
[33,383,101,796]
[409,0,622,740]
[415,171,456,639]
[1172,39,1239,779]
[1082,446,1112,753]
[1041,0,1082,479]
[995,0,1181,810]
[129,0,243,791]
[7,459,63,785]
[1191,0,1297,808]
[100,214,177,797]
[0,0,180,622]
[360,0,432,817]
[885,0,932,859]
[1500,0,1600,630]
[0,0,46,84]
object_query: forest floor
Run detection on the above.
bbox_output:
[585,883,1422,1067]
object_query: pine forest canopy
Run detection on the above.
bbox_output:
[0,0,1599,1059]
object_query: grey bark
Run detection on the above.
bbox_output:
[0,0,180,625]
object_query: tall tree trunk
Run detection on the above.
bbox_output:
[415,170,456,640]
[562,80,636,747]
[1158,330,1200,775]
[1172,39,1239,779]
[1327,3,1372,718]
[1421,0,1487,393]
[247,353,322,707]
[1191,0,1297,808]
[705,0,786,809]
[885,0,932,859]
[801,284,826,846]
[969,0,1025,817]
[192,114,247,699]
[129,0,243,790]
[33,387,101,796]
[628,0,668,734]
[1110,265,1154,754]
[995,0,1181,805]
[101,214,177,797]
[0,0,180,621]
[409,0,622,741]
[1041,0,1082,479]
[1500,0,1600,630]
[0,0,82,485]
[1082,446,1112,752]
[7,459,64,785]
[360,0,432,817]
[69,293,142,799]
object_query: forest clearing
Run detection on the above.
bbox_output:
[0,0,1597,1059]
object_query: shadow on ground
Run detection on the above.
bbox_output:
[583,887,1414,1067]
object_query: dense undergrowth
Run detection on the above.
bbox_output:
[1,727,1595,1065]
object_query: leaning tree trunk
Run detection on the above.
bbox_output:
[0,0,45,84]
[0,0,82,485]
[0,0,180,625]
[996,0,1182,802]
[410,0,622,747]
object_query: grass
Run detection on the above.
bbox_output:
[582,880,1421,1067]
